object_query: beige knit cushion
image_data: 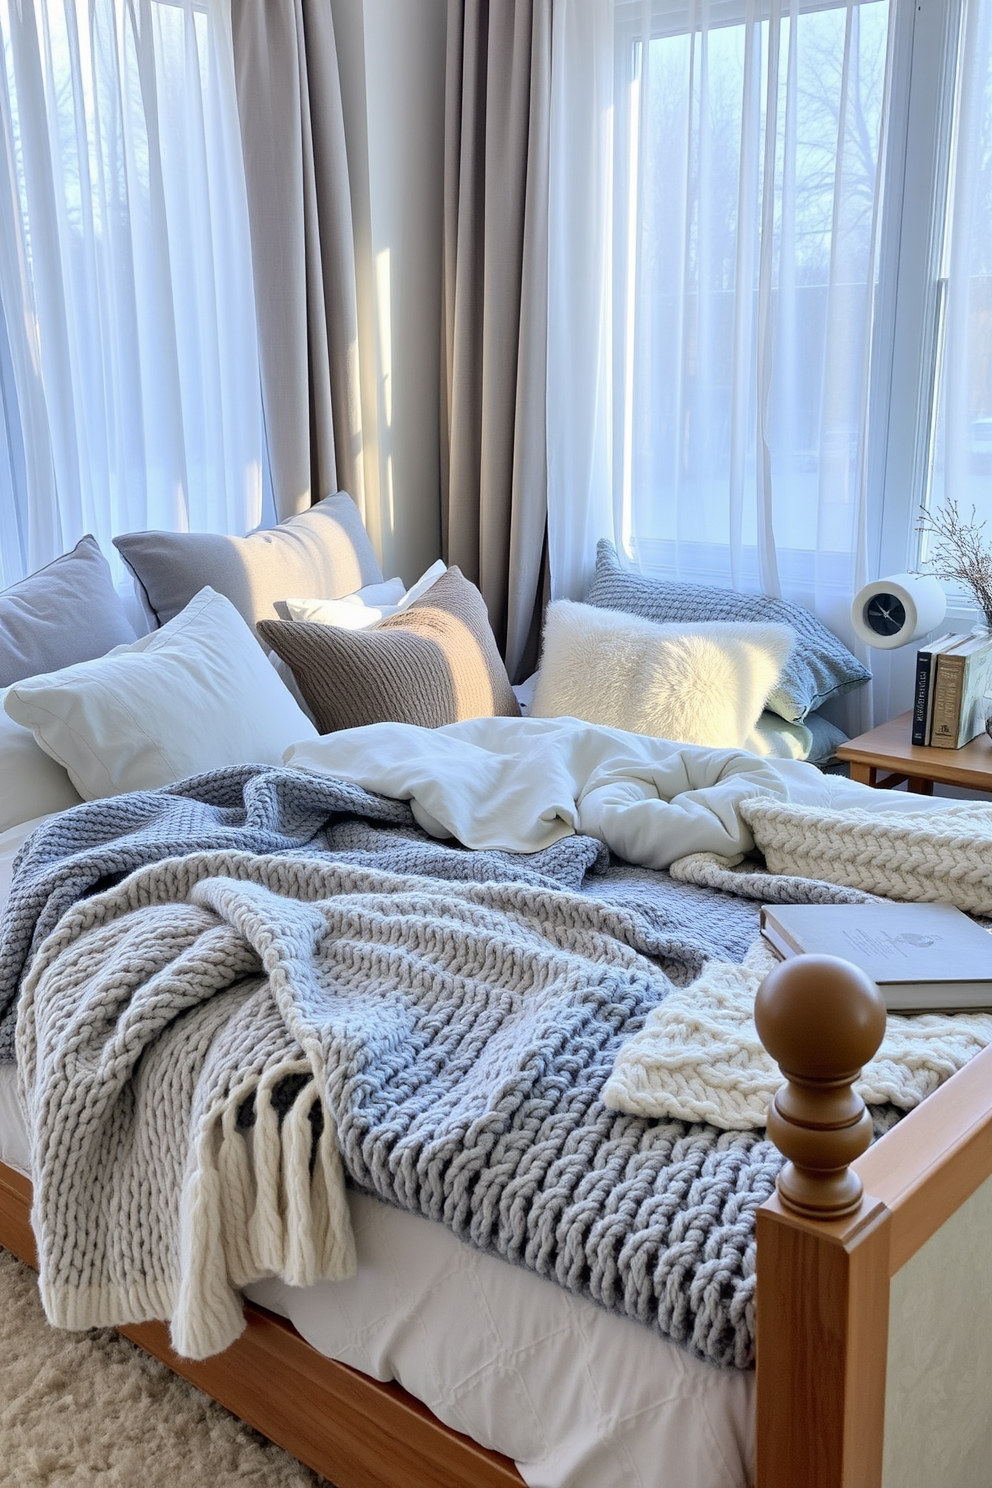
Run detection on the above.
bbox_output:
[257,567,520,733]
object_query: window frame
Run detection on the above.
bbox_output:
[867,0,964,589]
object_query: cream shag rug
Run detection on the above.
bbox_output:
[0,1247,333,1487]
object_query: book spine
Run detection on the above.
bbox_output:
[912,648,933,745]
[931,651,966,747]
[954,638,992,747]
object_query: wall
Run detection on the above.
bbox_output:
[331,0,447,587]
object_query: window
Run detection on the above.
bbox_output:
[546,0,991,644]
[0,0,262,589]
[610,0,992,604]
[612,0,892,605]
[921,1,992,591]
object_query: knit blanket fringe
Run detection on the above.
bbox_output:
[38,1055,354,1360]
[16,837,772,1368]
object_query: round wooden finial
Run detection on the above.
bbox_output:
[754,954,886,1219]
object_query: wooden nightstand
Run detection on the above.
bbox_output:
[835,710,992,795]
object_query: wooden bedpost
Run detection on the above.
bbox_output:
[754,954,890,1488]
[755,955,886,1219]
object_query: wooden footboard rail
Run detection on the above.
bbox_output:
[0,1163,523,1488]
[755,955,992,1488]
[3,950,992,1488]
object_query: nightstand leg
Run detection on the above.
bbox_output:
[848,763,875,787]
[907,776,935,795]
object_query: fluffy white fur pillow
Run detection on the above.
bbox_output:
[531,601,794,748]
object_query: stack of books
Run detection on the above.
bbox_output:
[912,629,992,748]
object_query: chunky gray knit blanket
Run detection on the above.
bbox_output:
[5,766,783,1370]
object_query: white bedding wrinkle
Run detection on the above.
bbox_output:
[0,698,82,831]
[285,715,958,869]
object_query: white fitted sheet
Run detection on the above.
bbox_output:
[0,819,754,1488]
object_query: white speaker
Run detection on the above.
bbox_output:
[850,573,947,650]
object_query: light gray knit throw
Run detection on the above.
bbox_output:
[4,766,783,1369]
[18,848,775,1368]
[0,765,609,1062]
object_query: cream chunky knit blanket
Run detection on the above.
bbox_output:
[605,939,992,1129]
[605,800,992,1128]
[740,798,992,915]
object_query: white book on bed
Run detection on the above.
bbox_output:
[759,901,992,1012]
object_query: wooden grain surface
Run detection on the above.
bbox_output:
[0,1161,35,1268]
[756,1195,890,1488]
[835,710,992,791]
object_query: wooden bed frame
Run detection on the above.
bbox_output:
[2,951,992,1488]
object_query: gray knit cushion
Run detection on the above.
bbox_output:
[585,540,870,723]
[258,567,520,732]
[113,492,382,631]
[0,536,136,687]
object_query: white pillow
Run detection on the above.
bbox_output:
[286,560,447,631]
[531,600,794,748]
[4,587,318,800]
[0,693,83,832]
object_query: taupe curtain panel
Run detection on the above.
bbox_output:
[442,0,552,682]
[231,0,364,523]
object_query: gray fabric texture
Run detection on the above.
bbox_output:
[0,764,791,1368]
[230,0,365,524]
[18,845,772,1364]
[113,493,382,631]
[585,539,871,723]
[442,0,551,681]
[0,536,136,687]
[258,567,521,731]
[803,710,849,763]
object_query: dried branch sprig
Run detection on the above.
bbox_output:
[918,500,992,630]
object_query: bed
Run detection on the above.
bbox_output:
[2,514,992,1488]
[2,745,992,1488]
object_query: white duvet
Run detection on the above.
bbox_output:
[286,714,950,867]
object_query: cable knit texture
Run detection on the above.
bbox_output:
[605,938,992,1128]
[740,798,992,915]
[5,766,784,1370]
[257,566,520,731]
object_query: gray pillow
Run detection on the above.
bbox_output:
[113,492,383,630]
[585,541,870,723]
[0,536,137,687]
[258,567,520,733]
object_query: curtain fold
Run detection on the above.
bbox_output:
[0,0,262,587]
[442,0,552,681]
[231,0,364,524]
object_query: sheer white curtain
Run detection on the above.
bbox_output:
[547,0,894,661]
[928,0,992,548]
[0,0,262,589]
